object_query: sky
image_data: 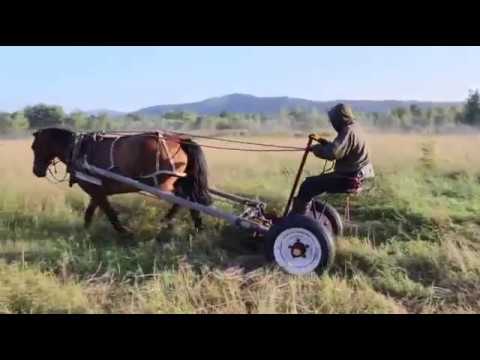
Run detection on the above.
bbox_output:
[0,46,479,113]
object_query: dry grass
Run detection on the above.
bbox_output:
[1,133,480,313]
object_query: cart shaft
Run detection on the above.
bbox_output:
[208,188,264,207]
[81,161,270,234]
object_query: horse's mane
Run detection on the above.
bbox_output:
[34,127,76,148]
[34,127,74,136]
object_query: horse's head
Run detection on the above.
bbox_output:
[31,128,74,177]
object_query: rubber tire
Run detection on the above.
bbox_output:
[309,200,344,238]
[264,214,335,275]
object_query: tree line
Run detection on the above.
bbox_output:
[1,90,480,135]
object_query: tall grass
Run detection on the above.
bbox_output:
[1,134,480,313]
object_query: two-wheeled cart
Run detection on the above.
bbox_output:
[78,134,343,275]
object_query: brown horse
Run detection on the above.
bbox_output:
[31,128,212,235]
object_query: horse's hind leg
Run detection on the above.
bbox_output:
[84,198,99,228]
[164,204,181,222]
[97,196,130,234]
[162,205,203,232]
[162,185,185,226]
[158,204,182,236]
[190,210,204,232]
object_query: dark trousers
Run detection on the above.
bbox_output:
[297,172,358,202]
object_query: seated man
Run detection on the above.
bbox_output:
[291,103,375,215]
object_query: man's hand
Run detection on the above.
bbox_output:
[309,133,329,145]
[310,144,324,157]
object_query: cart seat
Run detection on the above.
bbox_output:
[343,176,364,195]
[345,187,363,194]
[342,177,364,222]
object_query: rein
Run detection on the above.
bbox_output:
[93,130,309,152]
[41,129,329,188]
[111,130,307,151]
[173,140,307,152]
[173,134,307,151]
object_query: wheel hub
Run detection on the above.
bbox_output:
[273,227,322,275]
[289,239,309,258]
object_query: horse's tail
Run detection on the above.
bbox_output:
[180,139,212,206]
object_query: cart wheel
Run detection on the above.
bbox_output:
[264,214,335,275]
[309,200,343,237]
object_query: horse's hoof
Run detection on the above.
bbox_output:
[155,234,169,244]
[119,235,136,248]
[122,231,134,238]
[117,227,135,240]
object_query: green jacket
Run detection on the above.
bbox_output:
[312,104,374,176]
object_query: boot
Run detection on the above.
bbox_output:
[290,197,311,215]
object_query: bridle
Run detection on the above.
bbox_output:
[46,158,69,184]
[32,129,78,185]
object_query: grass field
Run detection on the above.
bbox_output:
[1,133,480,313]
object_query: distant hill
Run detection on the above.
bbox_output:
[84,109,126,118]
[135,93,462,116]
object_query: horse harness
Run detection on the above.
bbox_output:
[67,131,187,188]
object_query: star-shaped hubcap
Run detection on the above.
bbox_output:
[289,239,309,258]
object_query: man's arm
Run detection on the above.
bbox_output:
[311,129,351,160]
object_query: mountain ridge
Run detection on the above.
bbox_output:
[83,109,127,117]
[134,93,462,116]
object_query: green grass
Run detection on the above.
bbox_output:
[1,168,480,314]
[2,137,480,313]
